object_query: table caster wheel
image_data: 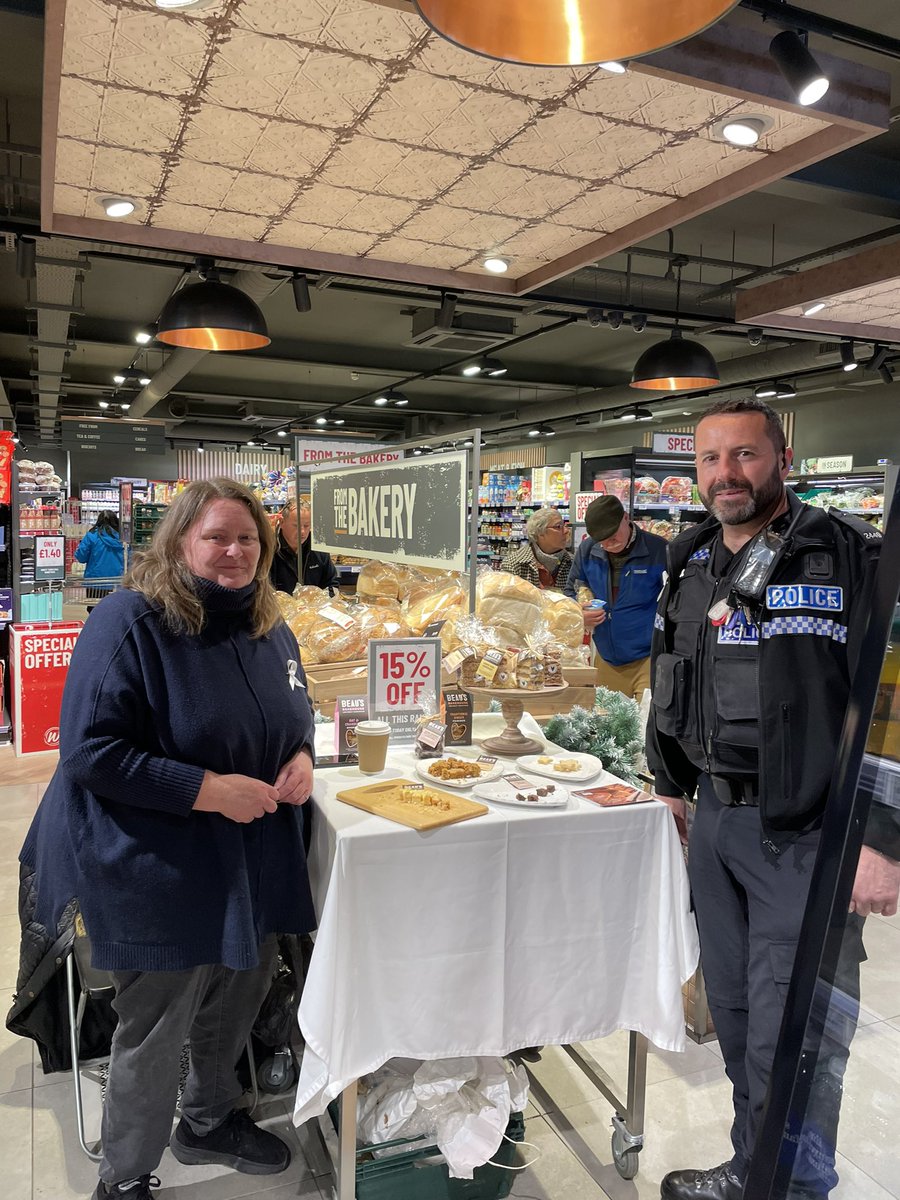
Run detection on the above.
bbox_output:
[257,1050,297,1094]
[612,1126,640,1179]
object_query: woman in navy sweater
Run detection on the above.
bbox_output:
[18,478,317,1200]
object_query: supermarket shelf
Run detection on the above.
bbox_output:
[634,501,704,511]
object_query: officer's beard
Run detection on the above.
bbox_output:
[701,464,784,526]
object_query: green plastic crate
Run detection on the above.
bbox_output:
[327,1105,526,1200]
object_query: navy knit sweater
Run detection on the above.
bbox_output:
[20,579,317,972]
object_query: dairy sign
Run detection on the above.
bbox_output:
[311,451,468,571]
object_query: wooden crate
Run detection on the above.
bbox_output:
[304,660,368,714]
[560,665,599,687]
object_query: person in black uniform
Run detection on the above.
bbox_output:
[270,499,338,595]
[648,398,900,1200]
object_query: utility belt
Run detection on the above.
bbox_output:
[709,774,760,808]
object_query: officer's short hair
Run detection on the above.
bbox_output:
[696,397,787,459]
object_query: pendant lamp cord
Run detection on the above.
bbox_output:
[674,262,683,333]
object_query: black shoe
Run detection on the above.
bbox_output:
[511,1046,544,1062]
[660,1162,743,1200]
[170,1109,291,1175]
[93,1176,160,1200]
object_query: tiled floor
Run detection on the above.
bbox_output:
[0,744,897,1200]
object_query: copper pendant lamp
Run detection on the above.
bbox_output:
[157,279,270,352]
[631,329,720,391]
[414,0,740,67]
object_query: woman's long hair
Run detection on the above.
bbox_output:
[125,478,281,638]
[93,510,120,536]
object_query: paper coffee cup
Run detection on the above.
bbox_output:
[355,720,391,774]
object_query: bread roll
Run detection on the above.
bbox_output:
[305,620,368,664]
[291,584,329,608]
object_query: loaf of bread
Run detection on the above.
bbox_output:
[476,570,544,647]
[541,591,585,650]
[357,559,403,601]
[403,582,467,635]
[304,619,368,664]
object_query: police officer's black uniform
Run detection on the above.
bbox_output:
[648,487,882,1200]
[270,529,338,595]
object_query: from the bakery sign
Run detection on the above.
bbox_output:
[311,451,468,571]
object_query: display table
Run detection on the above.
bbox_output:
[295,713,699,1191]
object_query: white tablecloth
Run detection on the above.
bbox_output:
[293,714,699,1126]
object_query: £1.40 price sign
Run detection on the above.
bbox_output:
[367,637,442,743]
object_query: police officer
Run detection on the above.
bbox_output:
[270,499,338,595]
[564,495,667,702]
[648,398,899,1200]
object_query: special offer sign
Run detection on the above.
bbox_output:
[367,637,442,743]
[9,622,82,755]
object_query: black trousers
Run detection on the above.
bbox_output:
[689,776,864,1194]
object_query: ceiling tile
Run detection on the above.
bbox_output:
[181,105,267,169]
[205,30,307,114]
[277,50,385,128]
[53,183,88,218]
[426,88,536,157]
[559,122,666,180]
[553,184,668,232]
[573,74,679,122]
[108,12,211,95]
[362,70,468,144]
[435,211,527,253]
[372,145,469,199]
[222,172,298,217]
[96,88,183,155]
[621,135,755,197]
[54,137,96,188]
[499,108,615,172]
[310,226,380,256]
[204,210,270,241]
[234,0,337,38]
[91,146,166,198]
[623,81,736,132]
[339,192,419,234]
[56,77,103,141]
[265,217,333,248]
[319,2,424,58]
[442,162,584,220]
[245,119,335,177]
[150,200,217,233]
[164,160,239,208]
[373,236,474,270]
[399,202,481,243]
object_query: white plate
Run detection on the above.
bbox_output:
[515,752,603,783]
[473,774,568,808]
[415,755,505,790]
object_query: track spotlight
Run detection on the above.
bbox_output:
[607,310,624,330]
[15,236,36,279]
[635,406,653,421]
[587,308,605,328]
[630,314,647,333]
[246,437,256,446]
[840,342,858,372]
[769,30,829,107]
[197,441,205,453]
[11,431,19,444]
[747,327,764,347]
[619,410,637,422]
[437,293,458,329]
[98,400,110,409]
[390,391,409,406]
[879,364,894,385]
[755,384,778,399]
[412,447,423,456]
[292,273,312,314]
[527,424,541,437]
[542,425,556,437]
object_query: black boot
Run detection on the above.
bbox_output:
[93,1176,160,1200]
[170,1109,291,1175]
[660,1162,743,1200]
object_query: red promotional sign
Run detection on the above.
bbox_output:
[9,623,82,756]
[0,431,13,505]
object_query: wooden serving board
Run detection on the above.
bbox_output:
[335,778,489,830]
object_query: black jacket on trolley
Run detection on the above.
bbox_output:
[270,531,338,595]
[648,488,884,849]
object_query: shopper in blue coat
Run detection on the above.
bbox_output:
[74,510,125,603]
[565,495,667,701]
[14,479,317,1200]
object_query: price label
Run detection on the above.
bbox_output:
[34,535,65,581]
[367,637,442,743]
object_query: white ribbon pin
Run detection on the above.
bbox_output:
[286,659,305,691]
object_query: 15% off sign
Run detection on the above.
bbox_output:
[367,637,442,743]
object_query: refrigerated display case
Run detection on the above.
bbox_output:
[786,467,885,530]
[571,448,705,543]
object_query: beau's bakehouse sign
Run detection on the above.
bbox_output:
[311,451,468,572]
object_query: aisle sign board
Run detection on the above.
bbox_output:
[9,622,82,755]
[311,450,468,571]
[800,455,854,474]
[34,535,65,581]
[574,492,598,523]
[61,417,166,455]
[296,437,402,467]
[367,637,442,743]
[652,432,695,455]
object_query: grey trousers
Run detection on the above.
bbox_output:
[99,936,278,1185]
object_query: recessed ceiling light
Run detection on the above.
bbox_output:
[803,301,827,317]
[154,0,217,9]
[715,115,772,147]
[100,197,136,219]
[98,400,110,409]
[599,61,626,74]
[483,257,509,274]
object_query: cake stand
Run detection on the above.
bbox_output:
[465,684,568,756]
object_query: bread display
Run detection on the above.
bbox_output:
[304,618,368,664]
[292,584,330,608]
[476,570,544,647]
[403,581,467,635]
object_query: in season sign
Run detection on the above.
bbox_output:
[367,637,442,743]
[311,451,468,571]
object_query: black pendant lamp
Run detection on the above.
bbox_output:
[157,273,270,352]
[631,260,719,391]
[631,328,720,391]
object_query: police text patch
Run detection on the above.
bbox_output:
[766,585,843,612]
